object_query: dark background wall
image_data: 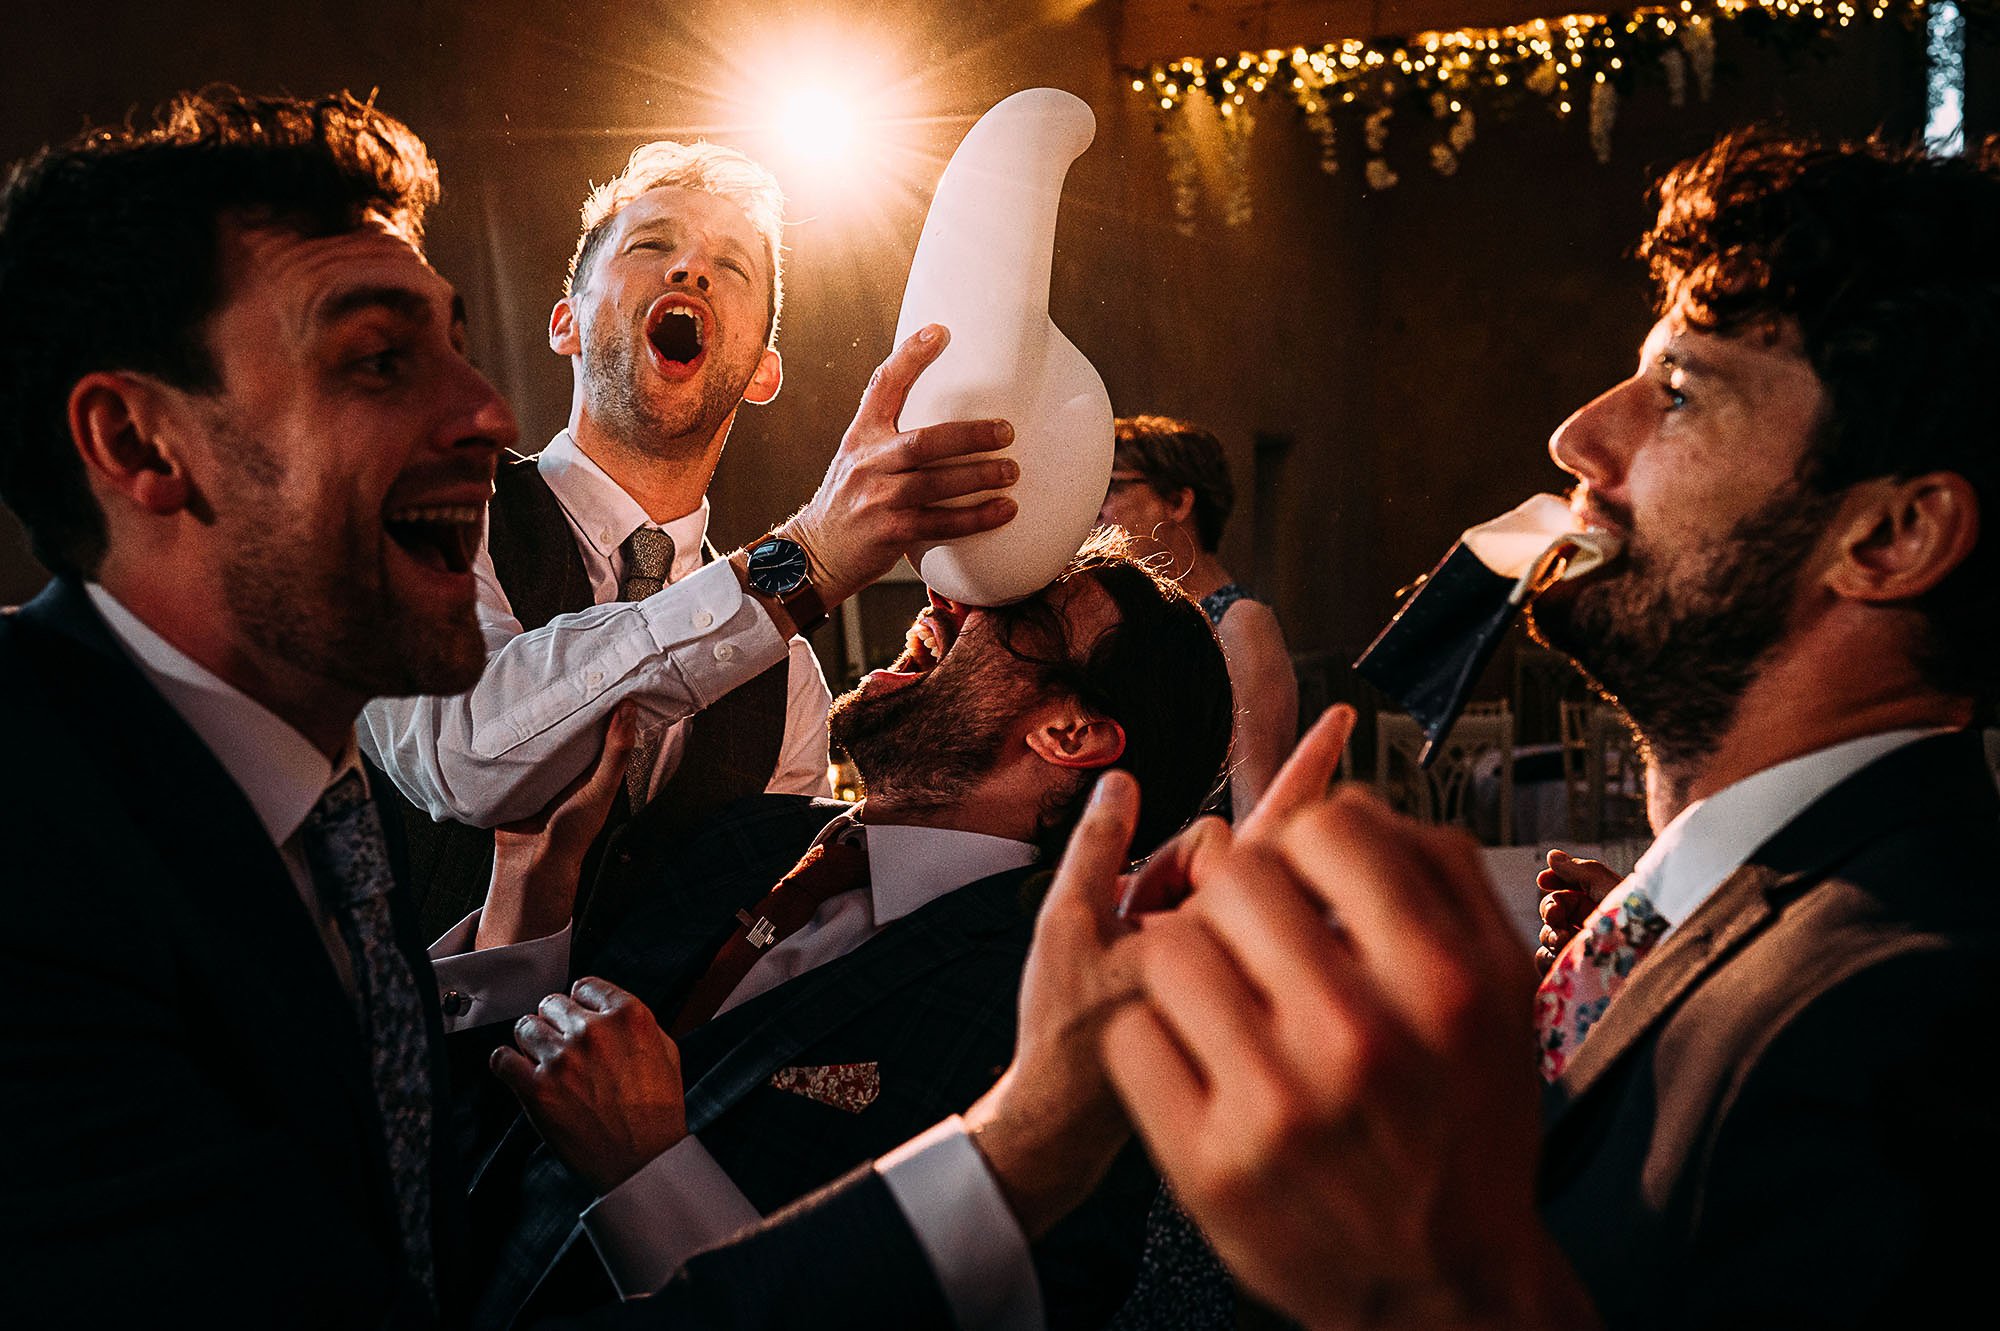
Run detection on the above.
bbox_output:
[4,0,1989,683]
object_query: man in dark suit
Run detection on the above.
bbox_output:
[0,87,1051,1329]
[464,529,1235,1328]
[1087,132,2000,1329]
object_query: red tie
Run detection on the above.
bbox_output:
[668,839,870,1037]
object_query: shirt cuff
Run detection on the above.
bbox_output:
[426,910,572,1033]
[637,557,790,707]
[876,1116,1044,1331]
[581,1135,763,1299]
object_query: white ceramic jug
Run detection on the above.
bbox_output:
[893,87,1113,605]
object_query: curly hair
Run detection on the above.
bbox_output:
[1642,129,2000,711]
[0,87,439,578]
[1112,415,1237,552]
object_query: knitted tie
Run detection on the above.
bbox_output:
[300,771,435,1300]
[617,526,676,808]
[1534,880,1670,1082]
[668,839,871,1038]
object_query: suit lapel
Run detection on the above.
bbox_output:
[1549,862,1784,1108]
[15,583,400,1238]
[1546,730,1998,1125]
[679,866,1033,1134]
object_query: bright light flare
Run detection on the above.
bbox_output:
[775,84,864,168]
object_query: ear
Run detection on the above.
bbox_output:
[1166,485,1196,526]
[549,296,581,357]
[1023,698,1127,771]
[741,347,783,406]
[66,372,193,516]
[1826,472,1980,604]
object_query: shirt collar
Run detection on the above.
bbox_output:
[83,583,358,849]
[817,806,1039,928]
[539,429,710,581]
[1634,728,1948,930]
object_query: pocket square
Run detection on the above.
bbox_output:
[768,1061,880,1113]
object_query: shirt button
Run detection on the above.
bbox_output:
[598,529,614,546]
[440,990,471,1018]
[585,670,603,687]
[714,643,737,662]
[693,609,715,630]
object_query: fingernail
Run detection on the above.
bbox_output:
[1000,460,1020,481]
[991,420,1014,444]
[919,325,941,344]
[1089,773,1115,807]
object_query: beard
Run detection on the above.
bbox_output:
[828,654,1027,817]
[1529,481,1837,770]
[210,416,486,700]
[579,303,752,459]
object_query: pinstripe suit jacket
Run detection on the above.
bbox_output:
[467,796,1152,1330]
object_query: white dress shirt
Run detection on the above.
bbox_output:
[578,815,1045,1330]
[1626,729,1946,941]
[358,429,831,828]
[84,584,565,1001]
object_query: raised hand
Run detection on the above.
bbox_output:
[477,705,635,950]
[963,769,1148,1239]
[491,977,686,1195]
[1534,849,1623,974]
[1102,789,1599,1330]
[778,324,1019,607]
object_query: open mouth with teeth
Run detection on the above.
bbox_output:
[645,297,708,375]
[865,591,965,695]
[384,503,483,576]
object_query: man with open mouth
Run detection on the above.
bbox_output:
[360,140,1018,965]
[463,528,1236,1329]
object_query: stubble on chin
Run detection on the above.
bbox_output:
[580,313,746,463]
[224,514,486,702]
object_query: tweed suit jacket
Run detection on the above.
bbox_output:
[469,795,1154,1330]
[1537,730,2000,1328]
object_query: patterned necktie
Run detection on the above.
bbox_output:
[300,771,435,1300]
[1534,879,1670,1082]
[617,526,676,807]
[668,839,871,1038]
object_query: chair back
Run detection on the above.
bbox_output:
[1373,702,1515,844]
[1559,701,1648,842]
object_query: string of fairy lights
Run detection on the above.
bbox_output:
[1128,0,1984,209]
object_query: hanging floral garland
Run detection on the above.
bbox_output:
[1133,0,1978,222]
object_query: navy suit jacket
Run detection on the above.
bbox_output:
[1538,731,2000,1327]
[0,582,962,1330]
[470,795,1153,1330]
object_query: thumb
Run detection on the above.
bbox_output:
[1040,770,1140,946]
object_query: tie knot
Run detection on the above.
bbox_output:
[620,526,675,599]
[302,770,394,908]
[781,839,871,909]
[307,768,371,829]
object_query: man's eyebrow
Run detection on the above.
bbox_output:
[314,284,436,328]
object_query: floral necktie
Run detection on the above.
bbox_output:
[1534,880,1670,1082]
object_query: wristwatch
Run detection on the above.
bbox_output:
[745,533,827,634]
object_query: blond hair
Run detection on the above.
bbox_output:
[566,140,785,340]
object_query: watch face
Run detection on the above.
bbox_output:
[748,537,810,597]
